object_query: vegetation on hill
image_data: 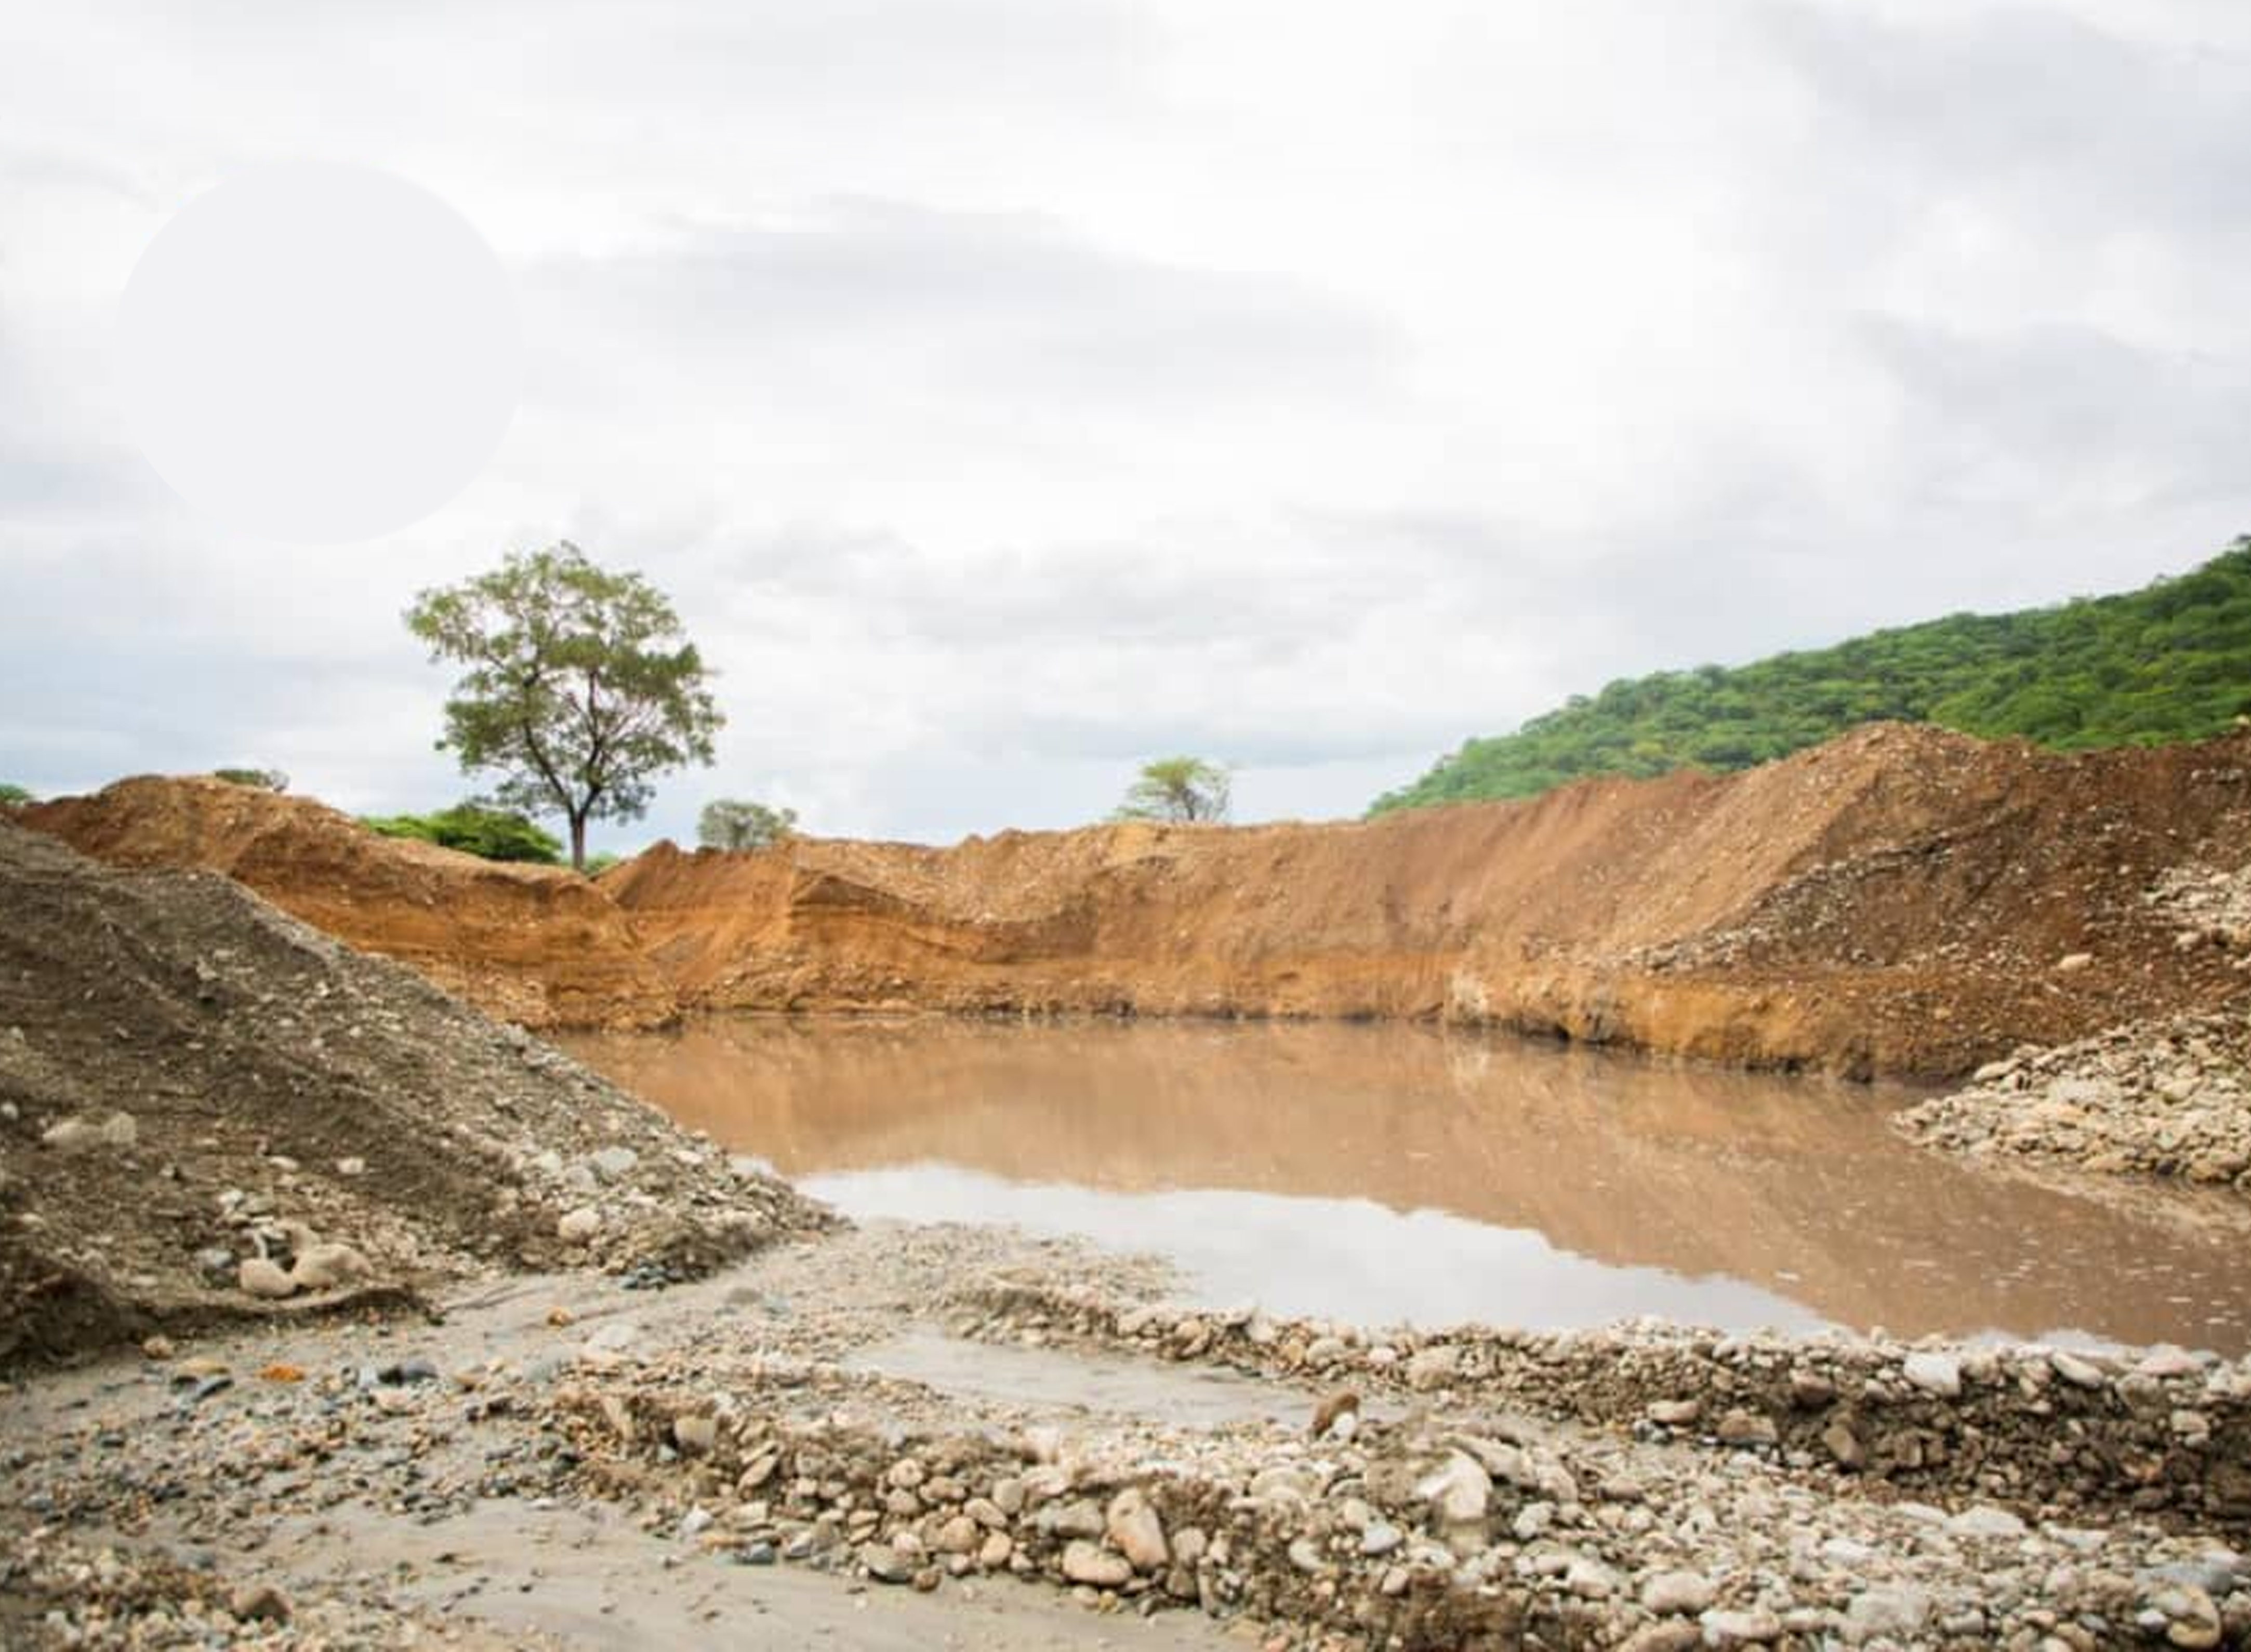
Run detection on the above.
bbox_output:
[1372,540,2251,814]
[364,802,564,865]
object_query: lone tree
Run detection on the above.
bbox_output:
[405,542,723,871]
[1113,756,1231,824]
[698,798,798,851]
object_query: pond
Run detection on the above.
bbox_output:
[563,1016,2250,1353]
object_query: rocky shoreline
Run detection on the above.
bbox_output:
[1897,1010,2251,1198]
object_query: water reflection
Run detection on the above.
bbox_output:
[564,1016,2250,1352]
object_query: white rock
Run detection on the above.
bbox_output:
[557,1207,602,1243]
[1902,1351,1962,1398]
[1640,1570,1714,1615]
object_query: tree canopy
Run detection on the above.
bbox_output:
[1372,540,2251,814]
[698,797,798,851]
[1113,757,1232,824]
[405,542,723,870]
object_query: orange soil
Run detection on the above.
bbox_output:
[26,723,2251,1077]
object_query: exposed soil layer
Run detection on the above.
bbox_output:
[29,723,2251,1077]
[23,777,674,1030]
[0,822,829,1370]
[609,723,2251,1078]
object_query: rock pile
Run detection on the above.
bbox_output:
[954,1278,2251,1531]
[1898,1011,2251,1194]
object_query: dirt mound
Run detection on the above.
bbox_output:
[0,821,828,1368]
[28,726,2251,1078]
[608,724,2251,1076]
[23,776,674,1030]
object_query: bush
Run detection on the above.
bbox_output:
[363,802,563,864]
[0,783,33,810]
[698,798,799,851]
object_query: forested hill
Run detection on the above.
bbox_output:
[1370,539,2251,815]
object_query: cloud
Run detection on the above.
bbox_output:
[2,0,2248,840]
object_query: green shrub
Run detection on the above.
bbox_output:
[363,802,563,864]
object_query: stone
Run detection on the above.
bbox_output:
[2148,1583,2222,1649]
[977,1531,1012,1569]
[859,1543,913,1584]
[2055,952,2095,972]
[1716,1408,1778,1448]
[1287,1537,1324,1574]
[1564,1556,1617,1599]
[1701,1607,1783,1645]
[1640,1570,1715,1615]
[1359,1521,1403,1557]
[140,1335,175,1361]
[1104,1487,1168,1571]
[1406,1344,1460,1390]
[557,1207,602,1243]
[1844,1586,1931,1644]
[1061,1540,1131,1588]
[289,1241,369,1290]
[1902,1351,1962,1397]
[229,1584,290,1624]
[42,1112,137,1152]
[2049,1350,2106,1389]
[1648,1398,1701,1426]
[335,1156,366,1176]
[1619,1626,1702,1652]
[671,1415,717,1455]
[1948,1505,2028,1540]
[588,1145,640,1180]
[1821,1417,1865,1470]
[935,1515,979,1555]
[1416,1450,1491,1525]
[1036,1499,1104,1540]
[237,1257,297,1299]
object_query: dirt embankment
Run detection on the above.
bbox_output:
[22,777,675,1030]
[0,821,829,1368]
[28,724,2251,1077]
[608,724,2251,1077]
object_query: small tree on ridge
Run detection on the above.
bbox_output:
[698,798,798,851]
[405,542,724,871]
[1113,757,1231,824]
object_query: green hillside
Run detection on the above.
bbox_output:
[1371,539,2251,815]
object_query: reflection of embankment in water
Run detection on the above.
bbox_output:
[565,1016,2251,1354]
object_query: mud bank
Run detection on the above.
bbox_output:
[28,724,2251,1079]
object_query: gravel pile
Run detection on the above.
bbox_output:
[1897,1011,2251,1194]
[0,820,830,1369]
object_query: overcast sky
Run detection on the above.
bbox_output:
[4,0,2248,848]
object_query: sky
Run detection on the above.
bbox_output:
[3,0,2248,849]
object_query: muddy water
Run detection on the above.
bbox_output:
[564,1017,2251,1353]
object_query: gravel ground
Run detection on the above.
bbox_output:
[7,1220,2247,1650]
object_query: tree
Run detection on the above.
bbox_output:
[363,801,564,864]
[1113,757,1231,824]
[405,542,724,871]
[213,767,288,792]
[0,783,33,809]
[698,798,798,851]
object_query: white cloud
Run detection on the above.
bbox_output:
[2,0,2246,843]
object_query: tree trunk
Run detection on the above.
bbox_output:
[569,812,587,873]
